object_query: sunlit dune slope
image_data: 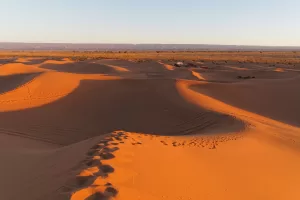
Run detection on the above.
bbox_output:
[0,62,50,75]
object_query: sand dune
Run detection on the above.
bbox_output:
[0,62,50,75]
[39,61,116,74]
[191,77,300,126]
[15,57,50,65]
[0,77,241,145]
[0,71,120,112]
[190,69,206,80]
[105,64,130,72]
[158,61,175,71]
[0,58,300,200]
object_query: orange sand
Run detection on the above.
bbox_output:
[0,58,300,200]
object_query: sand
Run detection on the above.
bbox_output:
[0,57,300,200]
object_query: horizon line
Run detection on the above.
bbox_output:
[1,41,300,48]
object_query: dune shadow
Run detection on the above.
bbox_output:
[190,79,300,127]
[0,79,245,145]
[19,59,49,65]
[0,72,41,94]
[97,60,169,74]
[12,57,52,65]
[39,61,116,74]
[0,58,17,65]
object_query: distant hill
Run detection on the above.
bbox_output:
[1,42,300,51]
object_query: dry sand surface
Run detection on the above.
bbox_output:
[0,57,300,200]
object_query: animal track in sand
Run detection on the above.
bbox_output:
[158,133,242,149]
[62,131,125,200]
[124,131,242,150]
[121,131,239,150]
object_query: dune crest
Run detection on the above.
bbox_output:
[0,71,120,112]
[0,62,50,75]
[105,64,130,72]
[158,61,175,71]
[190,69,205,80]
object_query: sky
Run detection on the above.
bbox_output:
[0,0,300,46]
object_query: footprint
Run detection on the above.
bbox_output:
[91,144,104,150]
[75,176,97,187]
[103,147,119,153]
[84,186,118,200]
[209,143,217,149]
[87,149,100,156]
[113,136,123,141]
[109,142,119,145]
[104,187,118,197]
[64,132,122,200]
[105,182,112,186]
[100,152,115,160]
[85,159,102,167]
[85,191,106,200]
[132,141,142,145]
[98,139,111,145]
[99,165,114,174]
[93,177,111,186]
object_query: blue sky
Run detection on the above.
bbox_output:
[0,0,300,46]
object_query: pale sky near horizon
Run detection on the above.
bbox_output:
[0,0,300,46]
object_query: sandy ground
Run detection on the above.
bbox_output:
[0,57,300,200]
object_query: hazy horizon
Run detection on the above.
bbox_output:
[1,42,300,51]
[1,41,300,47]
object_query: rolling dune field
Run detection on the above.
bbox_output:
[0,56,299,200]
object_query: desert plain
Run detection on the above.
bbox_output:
[0,51,300,200]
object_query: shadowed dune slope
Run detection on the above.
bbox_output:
[190,77,300,127]
[0,133,104,200]
[95,60,172,76]
[192,67,299,82]
[15,57,49,65]
[0,79,243,145]
[0,73,40,94]
[40,61,116,74]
